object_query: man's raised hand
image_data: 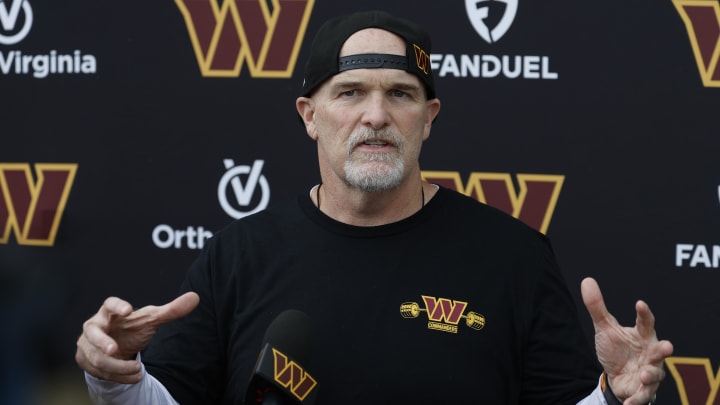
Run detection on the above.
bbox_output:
[75,292,199,384]
[581,277,673,405]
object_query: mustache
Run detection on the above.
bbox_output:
[346,127,404,155]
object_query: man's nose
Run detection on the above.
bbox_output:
[360,93,391,130]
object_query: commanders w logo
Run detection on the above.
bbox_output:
[666,357,720,405]
[400,295,486,333]
[422,171,563,234]
[0,163,77,246]
[175,0,315,77]
[272,348,317,401]
[673,0,720,87]
[413,44,430,74]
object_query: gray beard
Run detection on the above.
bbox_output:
[343,127,405,192]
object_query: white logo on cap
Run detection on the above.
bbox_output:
[465,0,518,44]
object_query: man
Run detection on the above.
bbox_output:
[76,10,673,404]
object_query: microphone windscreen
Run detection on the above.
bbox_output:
[262,309,313,365]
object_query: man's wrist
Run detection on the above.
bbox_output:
[601,372,623,405]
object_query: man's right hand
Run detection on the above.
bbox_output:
[75,292,200,384]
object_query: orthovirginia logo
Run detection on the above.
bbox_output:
[218,159,270,219]
[400,295,486,333]
[673,0,720,87]
[0,163,77,246]
[0,0,33,45]
[0,0,97,78]
[175,0,315,77]
[421,171,564,234]
[152,159,270,250]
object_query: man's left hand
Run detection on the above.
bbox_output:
[581,277,674,405]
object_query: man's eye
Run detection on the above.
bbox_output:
[341,90,356,97]
[391,90,407,98]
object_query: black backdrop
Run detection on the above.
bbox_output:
[2,0,719,403]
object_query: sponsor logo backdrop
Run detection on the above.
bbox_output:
[2,0,718,403]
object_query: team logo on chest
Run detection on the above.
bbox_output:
[400,295,486,333]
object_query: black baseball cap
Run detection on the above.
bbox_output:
[300,10,436,99]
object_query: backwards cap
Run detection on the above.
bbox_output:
[300,10,436,99]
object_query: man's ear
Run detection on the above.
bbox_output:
[295,97,317,140]
[423,98,441,140]
[296,97,318,140]
[296,97,314,122]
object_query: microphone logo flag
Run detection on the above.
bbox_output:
[272,348,318,402]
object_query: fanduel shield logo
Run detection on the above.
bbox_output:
[0,0,33,45]
[465,0,518,44]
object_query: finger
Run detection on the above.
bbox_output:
[645,340,674,364]
[83,319,120,355]
[621,365,667,405]
[97,296,134,325]
[634,300,657,339]
[659,339,674,357]
[82,356,144,384]
[87,366,144,385]
[128,292,200,327]
[639,364,666,385]
[154,291,200,324]
[82,298,133,356]
[623,370,664,405]
[76,334,143,383]
[581,277,612,328]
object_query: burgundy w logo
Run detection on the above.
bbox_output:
[273,348,317,401]
[666,357,720,404]
[400,296,485,333]
[413,44,430,74]
[422,296,468,324]
[422,171,564,234]
[673,0,720,87]
[0,163,78,246]
[175,0,315,77]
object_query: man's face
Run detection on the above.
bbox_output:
[298,28,440,192]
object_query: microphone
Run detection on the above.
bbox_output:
[244,309,319,404]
